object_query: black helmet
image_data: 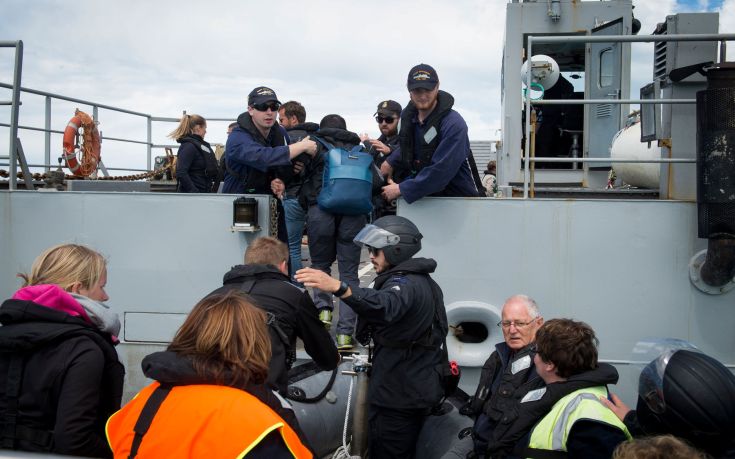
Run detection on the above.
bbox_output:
[636,349,735,454]
[353,215,422,266]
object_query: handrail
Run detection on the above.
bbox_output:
[0,82,150,117]
[1,41,23,190]
[523,32,735,199]
[532,157,695,164]
[0,79,236,181]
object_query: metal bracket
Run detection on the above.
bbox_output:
[15,138,35,190]
[689,249,735,295]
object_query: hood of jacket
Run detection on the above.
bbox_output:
[5,284,120,338]
[373,257,437,289]
[142,351,270,396]
[0,298,102,352]
[314,127,361,149]
[221,264,289,285]
[236,112,285,147]
[287,122,319,141]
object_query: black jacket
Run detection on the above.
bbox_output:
[345,257,446,410]
[0,299,124,458]
[175,134,219,193]
[210,264,339,393]
[487,363,621,458]
[285,122,320,198]
[141,351,310,458]
[468,342,543,455]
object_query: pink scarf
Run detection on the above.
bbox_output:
[12,284,93,325]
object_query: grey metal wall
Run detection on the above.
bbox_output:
[398,196,735,403]
[3,191,733,405]
[0,191,273,400]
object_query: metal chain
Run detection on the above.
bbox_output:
[269,197,279,237]
[0,161,173,183]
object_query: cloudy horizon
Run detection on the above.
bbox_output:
[1,0,733,173]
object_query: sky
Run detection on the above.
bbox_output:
[1,0,733,173]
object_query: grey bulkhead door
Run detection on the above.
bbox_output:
[586,18,624,168]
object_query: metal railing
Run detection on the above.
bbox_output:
[522,32,735,198]
[0,41,233,190]
[1,41,23,190]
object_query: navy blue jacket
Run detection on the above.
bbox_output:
[387,99,479,203]
[223,113,291,194]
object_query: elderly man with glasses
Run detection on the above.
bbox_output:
[446,294,544,458]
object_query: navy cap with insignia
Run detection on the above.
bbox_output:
[407,64,439,91]
[248,86,280,106]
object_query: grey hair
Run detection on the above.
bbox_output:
[504,294,540,318]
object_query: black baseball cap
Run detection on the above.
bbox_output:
[374,100,402,117]
[407,64,439,91]
[248,86,280,106]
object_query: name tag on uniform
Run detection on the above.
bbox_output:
[423,126,438,144]
[521,387,547,403]
[511,354,531,374]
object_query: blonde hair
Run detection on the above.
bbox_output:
[167,114,206,140]
[168,290,271,388]
[18,243,107,292]
[244,237,288,267]
[613,435,709,459]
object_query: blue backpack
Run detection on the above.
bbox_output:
[315,137,374,216]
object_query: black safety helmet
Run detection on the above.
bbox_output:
[636,349,735,454]
[353,215,422,266]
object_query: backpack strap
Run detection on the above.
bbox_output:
[313,137,335,151]
[467,150,486,196]
[238,280,291,349]
[1,354,24,449]
[128,385,172,459]
[1,353,54,450]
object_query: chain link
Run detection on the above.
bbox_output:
[269,197,279,237]
[0,161,174,183]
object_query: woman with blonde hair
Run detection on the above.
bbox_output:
[0,243,124,457]
[106,290,312,458]
[168,114,220,193]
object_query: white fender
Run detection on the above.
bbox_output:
[445,301,503,367]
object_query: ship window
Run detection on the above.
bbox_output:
[599,48,614,87]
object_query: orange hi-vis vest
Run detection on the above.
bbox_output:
[105,382,312,458]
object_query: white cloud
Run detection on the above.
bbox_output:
[0,0,730,172]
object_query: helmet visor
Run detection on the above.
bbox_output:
[354,224,400,248]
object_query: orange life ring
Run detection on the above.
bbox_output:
[62,109,101,177]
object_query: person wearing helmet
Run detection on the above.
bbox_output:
[295,215,447,459]
[601,348,735,458]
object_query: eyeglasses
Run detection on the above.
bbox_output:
[252,102,281,112]
[375,116,396,124]
[366,246,379,256]
[497,318,537,329]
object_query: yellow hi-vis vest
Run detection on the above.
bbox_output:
[528,386,631,453]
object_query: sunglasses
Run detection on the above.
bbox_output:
[375,116,396,124]
[366,246,380,256]
[252,102,281,112]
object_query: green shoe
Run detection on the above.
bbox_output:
[319,309,332,330]
[336,334,354,350]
